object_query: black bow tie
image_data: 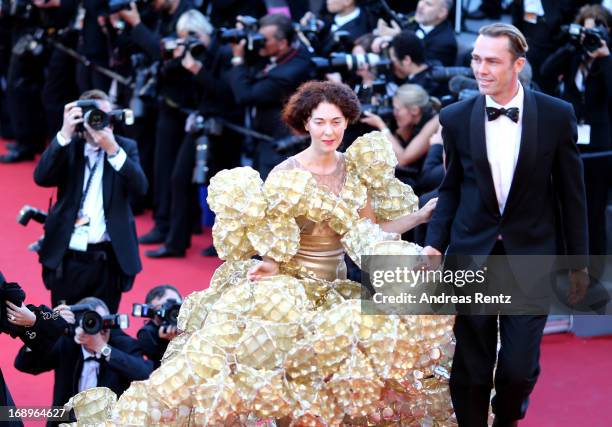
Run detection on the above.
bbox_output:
[486,106,520,123]
[84,356,100,363]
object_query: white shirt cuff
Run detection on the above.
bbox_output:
[56,131,70,146]
[107,148,127,171]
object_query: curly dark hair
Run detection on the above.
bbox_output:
[282,81,361,134]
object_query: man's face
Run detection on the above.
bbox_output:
[327,0,355,15]
[74,305,108,344]
[389,47,410,78]
[258,25,286,57]
[471,35,525,99]
[150,289,182,310]
[416,0,447,27]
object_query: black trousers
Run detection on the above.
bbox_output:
[42,243,129,313]
[152,104,187,234]
[450,241,548,426]
[165,130,241,251]
[583,155,610,279]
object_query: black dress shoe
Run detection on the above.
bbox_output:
[492,417,518,427]
[138,228,167,245]
[0,148,35,163]
[145,246,185,258]
[201,244,218,257]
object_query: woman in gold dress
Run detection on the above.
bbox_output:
[66,82,456,426]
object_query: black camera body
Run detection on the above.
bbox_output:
[219,16,265,51]
[75,100,134,132]
[132,299,181,326]
[17,205,47,226]
[66,304,129,335]
[565,23,609,53]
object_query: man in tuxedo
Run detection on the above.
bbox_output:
[14,297,153,426]
[409,0,458,66]
[423,24,589,426]
[34,90,148,313]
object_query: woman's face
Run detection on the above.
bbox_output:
[305,102,348,154]
[392,97,419,129]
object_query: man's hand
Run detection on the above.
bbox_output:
[60,102,84,141]
[375,18,401,37]
[5,301,36,327]
[181,50,203,74]
[84,123,120,155]
[587,39,610,59]
[421,245,443,270]
[54,304,75,324]
[567,268,590,306]
[355,64,376,86]
[117,2,141,27]
[75,329,110,354]
[33,0,60,8]
[158,324,178,341]
[360,111,387,131]
[231,39,246,59]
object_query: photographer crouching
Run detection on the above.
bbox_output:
[14,297,153,426]
[34,90,148,313]
[540,4,612,281]
[133,285,182,368]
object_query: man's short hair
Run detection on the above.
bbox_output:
[76,297,110,314]
[259,13,295,43]
[79,89,111,103]
[176,9,214,36]
[479,23,528,59]
[145,284,182,305]
[391,30,426,64]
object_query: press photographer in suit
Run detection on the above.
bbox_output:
[34,90,148,313]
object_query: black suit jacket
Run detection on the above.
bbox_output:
[14,329,153,425]
[425,88,588,258]
[318,10,373,56]
[409,20,458,66]
[541,46,612,151]
[34,135,148,277]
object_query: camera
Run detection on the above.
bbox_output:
[312,52,391,74]
[219,16,266,51]
[132,299,181,326]
[17,205,47,226]
[75,100,134,132]
[66,304,129,335]
[564,23,609,53]
[160,35,206,61]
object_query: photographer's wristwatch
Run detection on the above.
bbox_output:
[100,345,112,360]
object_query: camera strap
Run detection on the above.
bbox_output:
[78,150,103,219]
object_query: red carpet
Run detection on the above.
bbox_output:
[0,139,611,426]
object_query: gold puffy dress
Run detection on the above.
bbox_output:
[64,132,456,426]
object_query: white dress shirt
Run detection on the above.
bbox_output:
[524,0,545,16]
[415,24,434,39]
[56,131,127,243]
[331,7,361,32]
[484,83,524,214]
[78,347,100,392]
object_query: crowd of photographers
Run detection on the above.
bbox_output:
[1,0,612,419]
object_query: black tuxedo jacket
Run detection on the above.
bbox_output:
[34,135,148,277]
[14,329,153,424]
[425,88,588,257]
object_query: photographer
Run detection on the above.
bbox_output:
[541,4,612,280]
[388,29,445,97]
[34,89,148,313]
[145,10,241,258]
[135,284,182,367]
[360,83,440,187]
[117,0,199,246]
[14,297,153,426]
[229,13,313,179]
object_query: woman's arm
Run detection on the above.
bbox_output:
[395,116,439,167]
[359,196,438,235]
